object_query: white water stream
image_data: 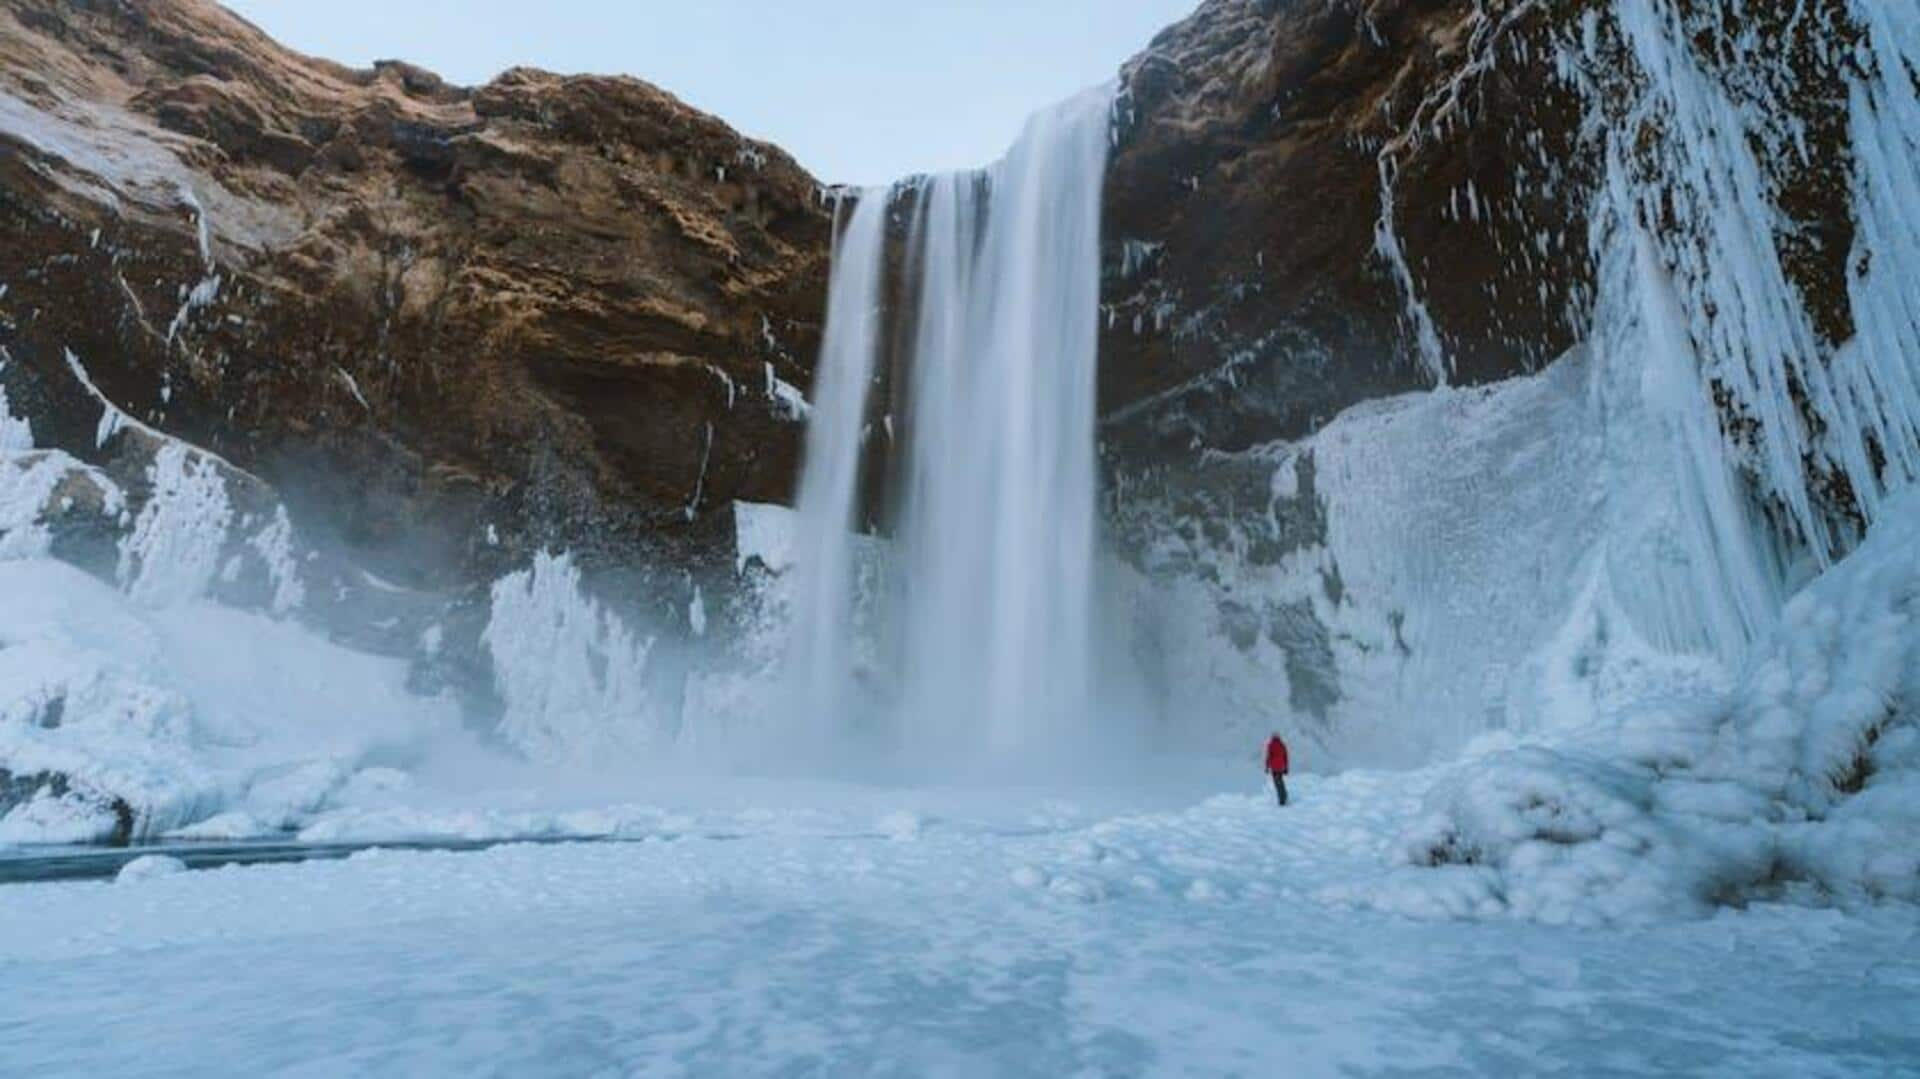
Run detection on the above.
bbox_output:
[787,89,1112,757]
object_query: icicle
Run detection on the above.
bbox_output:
[1373,154,1450,385]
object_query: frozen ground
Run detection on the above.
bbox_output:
[2,771,1915,1078]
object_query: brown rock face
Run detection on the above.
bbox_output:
[0,0,830,590]
[1098,0,1870,537]
[1098,0,1594,465]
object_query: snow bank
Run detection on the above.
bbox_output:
[1370,492,1920,923]
[115,854,186,883]
[0,560,463,843]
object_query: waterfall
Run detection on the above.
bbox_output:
[786,193,889,735]
[787,88,1112,757]
[897,90,1111,754]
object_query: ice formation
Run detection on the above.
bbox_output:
[1370,488,1920,924]
[117,442,234,609]
[483,551,668,763]
[1119,0,1920,918]
[1593,0,1920,567]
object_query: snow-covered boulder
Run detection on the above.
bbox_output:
[115,854,188,883]
[1380,492,1920,923]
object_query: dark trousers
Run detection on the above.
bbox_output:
[1271,772,1288,806]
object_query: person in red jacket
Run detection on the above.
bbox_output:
[1265,733,1290,806]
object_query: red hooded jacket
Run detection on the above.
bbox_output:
[1265,736,1290,774]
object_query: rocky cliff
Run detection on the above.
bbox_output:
[0,0,830,600]
[1095,0,1915,760]
[1099,0,1861,501]
[1103,0,1598,445]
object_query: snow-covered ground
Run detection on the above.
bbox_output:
[2,771,1915,1077]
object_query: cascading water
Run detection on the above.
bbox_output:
[897,90,1110,754]
[788,88,1112,758]
[786,194,889,736]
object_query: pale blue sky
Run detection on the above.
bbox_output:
[222,1,1197,185]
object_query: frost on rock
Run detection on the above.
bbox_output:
[9,352,321,621]
[0,450,124,561]
[0,85,298,254]
[0,369,32,451]
[245,507,306,615]
[483,552,670,763]
[763,361,811,421]
[118,442,233,607]
[1372,152,1450,386]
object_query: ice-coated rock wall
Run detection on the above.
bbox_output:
[1112,0,1920,768]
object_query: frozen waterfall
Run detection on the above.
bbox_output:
[787,88,1112,757]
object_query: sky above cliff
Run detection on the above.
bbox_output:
[220,0,1198,186]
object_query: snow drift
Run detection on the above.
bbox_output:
[0,559,462,844]
[1368,489,1919,924]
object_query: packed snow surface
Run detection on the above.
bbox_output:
[1,773,1914,1077]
